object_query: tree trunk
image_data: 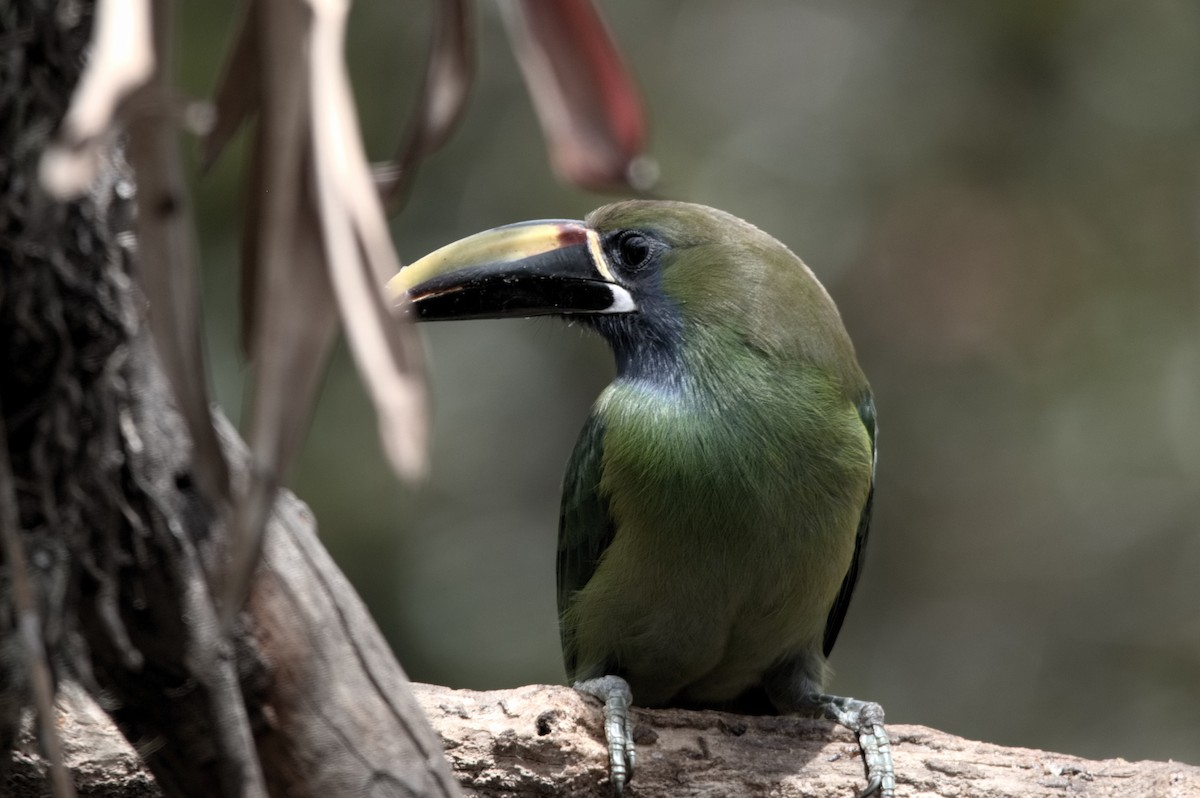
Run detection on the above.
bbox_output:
[0,3,456,796]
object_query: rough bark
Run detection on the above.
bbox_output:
[9,682,1200,798]
[0,2,457,796]
[232,448,459,797]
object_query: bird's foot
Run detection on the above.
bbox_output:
[802,693,894,798]
[574,675,636,795]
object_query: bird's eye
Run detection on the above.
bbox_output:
[616,231,652,271]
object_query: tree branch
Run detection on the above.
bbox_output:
[231,443,459,797]
[10,680,1200,798]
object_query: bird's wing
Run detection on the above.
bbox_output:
[822,393,878,658]
[557,411,617,678]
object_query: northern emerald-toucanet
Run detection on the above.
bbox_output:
[390,200,892,796]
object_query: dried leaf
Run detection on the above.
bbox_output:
[378,0,476,211]
[201,1,261,170]
[200,2,260,353]
[235,0,312,357]
[219,0,338,627]
[499,0,656,192]
[309,0,428,479]
[40,0,156,198]
[216,0,429,625]
[123,2,230,505]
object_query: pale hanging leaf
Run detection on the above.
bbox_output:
[499,0,656,192]
[309,0,429,479]
[218,0,346,627]
[243,175,339,474]
[377,0,476,211]
[208,0,430,625]
[40,0,155,198]
[223,185,339,628]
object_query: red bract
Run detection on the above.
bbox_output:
[501,0,655,192]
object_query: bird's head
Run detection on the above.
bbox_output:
[391,200,861,385]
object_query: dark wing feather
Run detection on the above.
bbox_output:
[557,411,617,678]
[822,393,878,657]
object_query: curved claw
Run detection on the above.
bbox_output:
[801,694,894,798]
[574,675,636,794]
[856,714,894,798]
[835,696,892,792]
[858,773,883,798]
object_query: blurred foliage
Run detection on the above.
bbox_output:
[178,0,1198,765]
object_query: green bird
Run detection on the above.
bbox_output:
[390,200,893,797]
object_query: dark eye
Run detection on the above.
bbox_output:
[616,231,652,270]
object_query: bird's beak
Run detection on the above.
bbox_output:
[388,220,636,320]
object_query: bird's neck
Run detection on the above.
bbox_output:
[600,318,779,406]
[591,308,688,391]
[613,334,685,390]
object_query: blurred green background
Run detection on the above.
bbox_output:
[181,0,1199,766]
